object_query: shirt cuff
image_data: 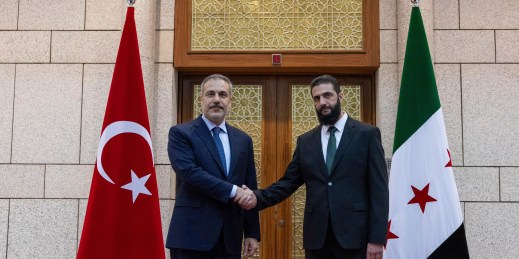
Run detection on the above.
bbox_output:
[230,185,237,198]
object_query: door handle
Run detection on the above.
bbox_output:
[278,219,285,227]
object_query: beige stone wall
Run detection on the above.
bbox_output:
[379,0,519,258]
[0,0,176,258]
[1,0,518,258]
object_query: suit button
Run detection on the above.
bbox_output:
[328,182,332,186]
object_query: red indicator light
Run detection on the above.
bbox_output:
[272,54,282,65]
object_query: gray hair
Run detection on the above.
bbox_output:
[200,74,233,95]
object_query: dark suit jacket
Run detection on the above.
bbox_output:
[254,117,388,250]
[166,116,260,254]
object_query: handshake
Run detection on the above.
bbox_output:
[233,185,257,210]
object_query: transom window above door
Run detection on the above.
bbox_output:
[174,0,380,74]
[191,0,363,51]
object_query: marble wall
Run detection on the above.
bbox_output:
[378,0,519,258]
[0,0,176,258]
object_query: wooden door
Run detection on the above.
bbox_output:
[178,74,373,259]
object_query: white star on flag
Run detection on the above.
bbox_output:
[121,170,152,203]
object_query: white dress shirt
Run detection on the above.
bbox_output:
[201,115,237,198]
[321,113,349,164]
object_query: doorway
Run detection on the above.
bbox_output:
[178,74,374,259]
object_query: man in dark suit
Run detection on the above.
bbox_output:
[237,75,388,259]
[166,74,260,258]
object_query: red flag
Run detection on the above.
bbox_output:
[77,7,165,259]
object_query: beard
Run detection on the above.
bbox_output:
[316,101,342,125]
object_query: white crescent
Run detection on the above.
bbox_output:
[96,121,154,184]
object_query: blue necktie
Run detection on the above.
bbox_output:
[212,127,227,175]
[326,126,337,174]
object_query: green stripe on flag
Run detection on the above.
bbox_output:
[393,7,441,153]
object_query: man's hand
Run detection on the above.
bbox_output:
[243,237,259,257]
[234,185,252,202]
[234,185,257,210]
[366,243,384,259]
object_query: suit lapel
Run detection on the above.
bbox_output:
[193,117,227,177]
[330,118,357,175]
[309,126,329,179]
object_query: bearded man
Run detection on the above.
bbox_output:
[237,75,389,259]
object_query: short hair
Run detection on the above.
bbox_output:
[200,74,233,95]
[310,75,341,94]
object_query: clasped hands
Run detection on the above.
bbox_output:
[234,185,257,210]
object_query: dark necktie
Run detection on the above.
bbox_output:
[212,127,227,175]
[326,126,337,174]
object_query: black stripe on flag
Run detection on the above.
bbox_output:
[428,224,470,259]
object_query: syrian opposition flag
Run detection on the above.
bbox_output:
[384,6,469,259]
[77,6,165,259]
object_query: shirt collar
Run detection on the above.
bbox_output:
[201,114,228,133]
[322,113,348,135]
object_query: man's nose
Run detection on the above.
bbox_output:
[318,96,327,106]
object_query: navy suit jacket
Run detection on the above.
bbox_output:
[254,118,388,250]
[166,116,260,254]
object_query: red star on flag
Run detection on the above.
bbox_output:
[445,148,452,167]
[385,220,399,248]
[408,183,437,213]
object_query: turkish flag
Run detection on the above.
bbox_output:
[77,7,165,259]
